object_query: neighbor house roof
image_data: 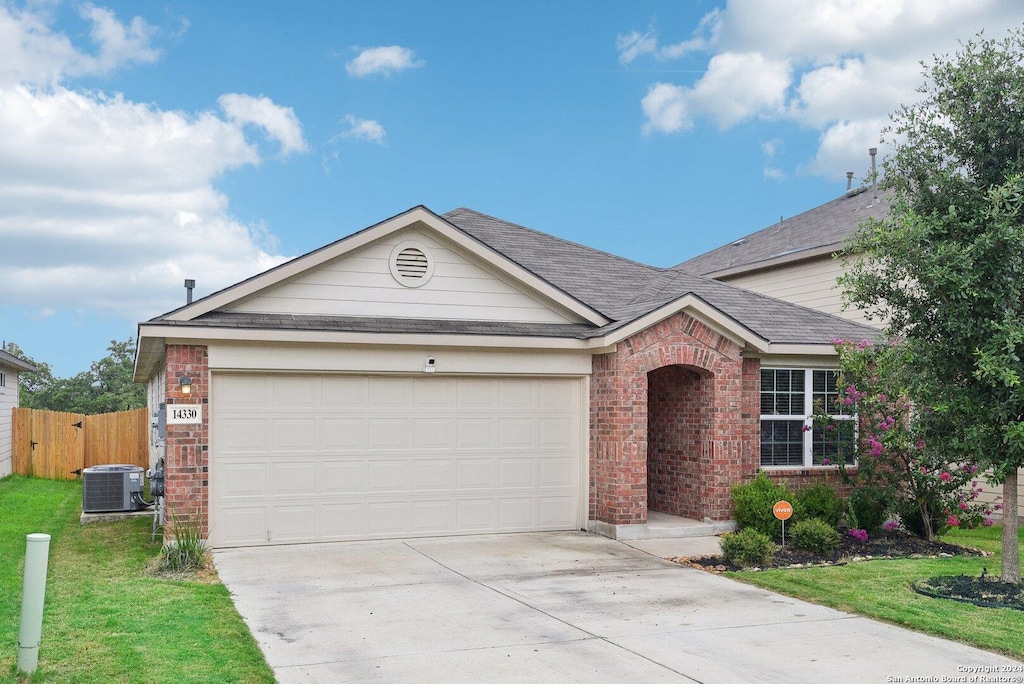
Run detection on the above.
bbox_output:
[675,186,891,278]
[0,349,38,373]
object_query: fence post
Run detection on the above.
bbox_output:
[17,533,51,674]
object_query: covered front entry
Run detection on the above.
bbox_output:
[647,365,713,520]
[210,373,584,547]
[589,312,761,533]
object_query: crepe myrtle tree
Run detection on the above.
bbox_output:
[840,30,1024,582]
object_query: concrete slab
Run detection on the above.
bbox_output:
[215,532,1022,683]
[622,535,722,559]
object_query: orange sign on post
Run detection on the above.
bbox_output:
[773,500,793,521]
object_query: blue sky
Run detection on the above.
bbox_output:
[2,0,1022,376]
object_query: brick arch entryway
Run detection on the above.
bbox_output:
[647,364,713,520]
[589,312,761,532]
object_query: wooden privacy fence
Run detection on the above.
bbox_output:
[12,407,148,480]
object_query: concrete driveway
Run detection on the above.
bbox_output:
[214,532,1020,683]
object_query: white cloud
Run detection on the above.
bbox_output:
[0,5,306,321]
[627,0,1024,177]
[345,45,423,78]
[218,93,308,155]
[641,83,689,135]
[338,114,387,145]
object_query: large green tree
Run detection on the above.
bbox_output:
[841,31,1024,582]
[6,338,145,415]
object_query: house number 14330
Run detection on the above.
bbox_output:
[167,405,202,424]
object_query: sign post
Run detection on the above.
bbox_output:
[773,500,793,546]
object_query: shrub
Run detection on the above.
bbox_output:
[158,512,207,572]
[847,487,888,533]
[790,517,841,554]
[731,472,792,540]
[720,529,777,568]
[794,483,844,528]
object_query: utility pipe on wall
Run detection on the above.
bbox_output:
[17,533,51,675]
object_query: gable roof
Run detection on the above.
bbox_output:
[0,349,38,373]
[137,204,880,380]
[675,186,891,278]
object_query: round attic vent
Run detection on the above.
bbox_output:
[389,241,435,288]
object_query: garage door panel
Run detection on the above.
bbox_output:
[272,418,316,451]
[272,461,317,495]
[322,418,366,450]
[368,418,412,449]
[456,418,494,448]
[413,459,455,490]
[323,461,364,492]
[412,418,453,448]
[272,376,316,407]
[212,375,582,547]
[498,418,534,448]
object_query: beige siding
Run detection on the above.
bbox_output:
[228,228,583,324]
[719,255,882,329]
[146,362,166,469]
[0,369,19,477]
[976,471,1024,518]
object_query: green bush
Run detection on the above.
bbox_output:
[720,529,777,567]
[789,517,841,554]
[794,483,844,528]
[731,472,792,540]
[847,487,888,533]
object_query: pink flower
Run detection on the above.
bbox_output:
[939,472,952,482]
[916,439,925,450]
[802,424,812,432]
[946,515,960,527]
[848,528,869,543]
[822,457,831,466]
[920,466,928,474]
[983,518,994,527]
[958,502,968,511]
[882,520,899,532]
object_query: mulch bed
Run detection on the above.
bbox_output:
[674,531,1024,610]
[673,531,986,573]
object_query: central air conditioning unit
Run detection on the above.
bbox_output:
[82,464,146,513]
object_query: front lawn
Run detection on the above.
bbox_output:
[0,476,274,683]
[727,525,1024,659]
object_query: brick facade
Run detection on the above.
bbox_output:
[164,344,210,539]
[589,313,761,526]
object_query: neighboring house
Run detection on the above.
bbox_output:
[134,205,877,548]
[676,186,890,329]
[0,348,38,478]
[682,186,1022,517]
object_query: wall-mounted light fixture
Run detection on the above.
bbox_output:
[423,357,436,373]
[179,376,192,395]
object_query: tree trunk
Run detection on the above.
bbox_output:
[1001,470,1020,584]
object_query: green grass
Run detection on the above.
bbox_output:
[727,524,1024,659]
[0,476,274,683]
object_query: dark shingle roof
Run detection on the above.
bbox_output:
[0,349,38,373]
[443,208,877,346]
[675,187,890,276]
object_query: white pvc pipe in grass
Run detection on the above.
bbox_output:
[18,533,51,675]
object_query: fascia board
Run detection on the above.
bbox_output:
[133,330,167,383]
[142,323,595,351]
[162,206,609,327]
[706,244,844,280]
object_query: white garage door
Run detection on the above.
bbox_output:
[210,374,583,547]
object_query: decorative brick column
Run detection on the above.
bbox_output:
[164,344,209,539]
[589,313,760,527]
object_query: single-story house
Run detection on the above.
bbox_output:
[0,348,38,478]
[134,205,877,547]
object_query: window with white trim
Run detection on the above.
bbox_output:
[760,368,855,467]
[0,371,6,388]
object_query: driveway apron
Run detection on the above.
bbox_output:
[214,532,1021,683]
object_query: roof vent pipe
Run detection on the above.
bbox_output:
[846,171,854,192]
[869,147,878,203]
[184,279,195,305]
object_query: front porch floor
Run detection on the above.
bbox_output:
[588,511,736,541]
